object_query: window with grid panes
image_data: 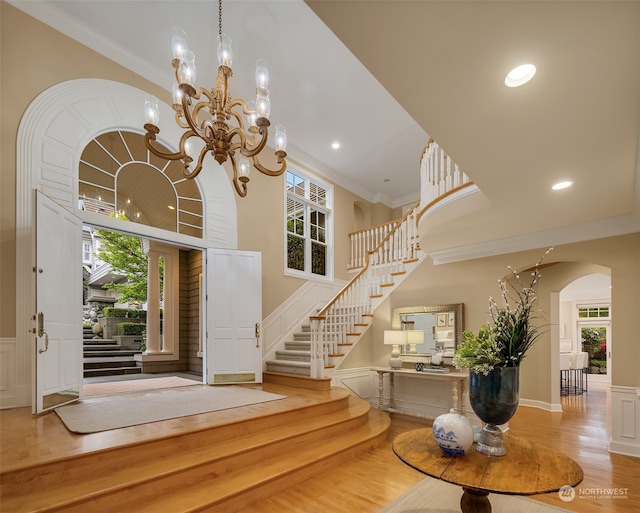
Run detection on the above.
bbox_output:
[578,306,610,318]
[285,169,331,278]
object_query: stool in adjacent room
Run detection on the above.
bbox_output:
[560,353,572,396]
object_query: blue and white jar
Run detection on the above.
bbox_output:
[432,409,474,456]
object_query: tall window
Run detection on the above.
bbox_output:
[285,169,332,278]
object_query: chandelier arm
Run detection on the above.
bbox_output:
[173,110,191,130]
[226,98,250,114]
[226,126,249,155]
[144,126,187,161]
[226,107,248,133]
[180,85,219,139]
[191,103,217,136]
[228,153,248,197]
[182,145,208,180]
[180,95,212,141]
[251,152,287,177]
[240,124,270,158]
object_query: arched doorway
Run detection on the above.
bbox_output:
[15,79,238,408]
[560,273,612,383]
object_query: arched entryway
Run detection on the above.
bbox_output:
[15,79,237,408]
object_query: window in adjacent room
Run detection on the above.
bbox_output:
[285,168,332,279]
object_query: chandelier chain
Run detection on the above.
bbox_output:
[142,0,287,197]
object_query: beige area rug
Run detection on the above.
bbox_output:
[55,385,287,434]
[379,477,574,513]
[83,376,198,396]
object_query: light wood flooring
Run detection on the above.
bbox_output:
[1,379,638,513]
[246,381,638,513]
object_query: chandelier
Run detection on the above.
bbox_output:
[143,0,287,197]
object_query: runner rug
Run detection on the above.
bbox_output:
[379,477,575,513]
[55,385,287,434]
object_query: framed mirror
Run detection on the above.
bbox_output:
[392,303,464,358]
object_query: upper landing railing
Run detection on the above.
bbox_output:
[348,139,473,270]
[418,138,474,221]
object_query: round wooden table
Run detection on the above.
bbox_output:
[393,428,583,513]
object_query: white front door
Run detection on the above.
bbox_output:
[34,191,83,413]
[206,249,262,384]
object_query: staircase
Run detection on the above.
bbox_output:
[82,325,142,378]
[266,202,425,380]
[0,384,390,513]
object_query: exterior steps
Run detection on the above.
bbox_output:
[0,386,389,513]
[82,327,141,378]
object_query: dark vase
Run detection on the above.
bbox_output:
[469,366,520,456]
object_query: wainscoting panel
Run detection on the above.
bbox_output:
[0,338,17,409]
[331,367,372,400]
[262,280,345,361]
[610,385,640,457]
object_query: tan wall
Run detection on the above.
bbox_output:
[352,234,640,404]
[0,2,387,336]
[234,154,384,317]
[0,3,169,338]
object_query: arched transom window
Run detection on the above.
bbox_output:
[79,131,203,237]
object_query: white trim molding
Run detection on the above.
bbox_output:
[609,385,640,457]
[331,367,372,400]
[262,279,346,363]
[15,78,237,408]
[0,338,27,409]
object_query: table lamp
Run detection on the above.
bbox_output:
[384,330,407,369]
[406,330,424,355]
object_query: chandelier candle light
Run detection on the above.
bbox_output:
[143,0,287,197]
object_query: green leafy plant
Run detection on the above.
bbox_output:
[454,247,553,374]
[453,324,502,374]
[116,322,146,336]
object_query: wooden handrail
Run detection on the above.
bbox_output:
[347,218,400,238]
[416,181,475,225]
[313,200,419,320]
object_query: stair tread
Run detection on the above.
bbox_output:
[2,396,381,513]
[82,356,139,362]
[125,408,390,513]
[266,359,311,368]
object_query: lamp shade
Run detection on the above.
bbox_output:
[384,330,407,345]
[406,330,424,346]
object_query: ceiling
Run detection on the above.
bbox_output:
[10,0,640,260]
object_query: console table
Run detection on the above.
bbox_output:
[370,367,469,415]
[393,428,583,513]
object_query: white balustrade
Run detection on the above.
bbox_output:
[311,138,467,379]
[311,203,420,378]
[420,139,471,210]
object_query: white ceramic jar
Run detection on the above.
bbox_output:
[432,409,474,456]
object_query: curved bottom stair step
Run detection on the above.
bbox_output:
[1,386,389,513]
[118,406,391,513]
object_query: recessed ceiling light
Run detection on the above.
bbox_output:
[552,181,573,190]
[168,205,176,210]
[331,142,340,150]
[505,64,536,87]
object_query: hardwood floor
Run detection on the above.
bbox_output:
[1,379,637,512]
[247,382,638,513]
